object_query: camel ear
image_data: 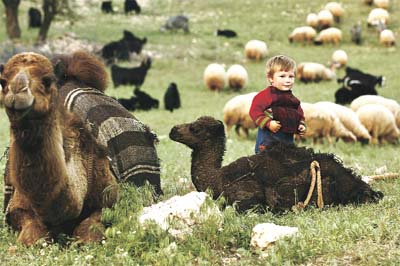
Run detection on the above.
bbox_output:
[0,64,4,75]
[212,120,225,135]
[42,76,54,91]
[53,59,66,80]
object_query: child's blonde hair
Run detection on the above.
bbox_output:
[265,55,296,79]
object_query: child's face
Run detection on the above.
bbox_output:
[268,70,295,91]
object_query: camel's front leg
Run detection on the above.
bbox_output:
[73,211,105,243]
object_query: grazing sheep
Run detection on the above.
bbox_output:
[314,101,371,143]
[367,8,389,27]
[169,116,383,212]
[133,88,159,110]
[203,63,227,91]
[101,1,113,13]
[306,13,318,28]
[124,0,141,14]
[317,9,334,30]
[0,52,119,246]
[300,102,356,144]
[222,92,257,137]
[374,0,390,9]
[324,2,344,23]
[161,15,189,33]
[111,57,152,88]
[380,29,396,47]
[164,82,181,112]
[350,95,400,129]
[332,49,348,67]
[216,29,237,38]
[226,64,248,90]
[244,40,268,61]
[351,22,362,45]
[356,104,400,144]
[28,7,42,28]
[117,96,139,111]
[296,62,337,83]
[314,27,342,45]
[288,26,317,43]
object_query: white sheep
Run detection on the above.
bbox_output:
[222,92,257,137]
[350,95,400,129]
[314,27,342,45]
[244,40,268,61]
[374,0,390,9]
[356,104,400,144]
[226,64,249,90]
[203,63,227,91]
[379,29,396,47]
[300,102,356,144]
[288,26,317,43]
[324,2,344,23]
[331,49,348,67]
[314,101,372,142]
[317,9,334,30]
[367,8,389,26]
[296,62,336,83]
[306,13,318,28]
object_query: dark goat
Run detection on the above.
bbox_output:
[125,0,141,14]
[335,85,378,105]
[350,22,362,45]
[161,15,189,33]
[216,29,237,38]
[164,82,181,112]
[101,30,147,64]
[134,88,159,110]
[117,96,138,111]
[111,57,152,88]
[28,7,42,28]
[101,1,113,13]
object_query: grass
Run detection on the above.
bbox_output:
[0,0,400,265]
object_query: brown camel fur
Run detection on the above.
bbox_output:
[0,52,118,246]
[169,116,383,212]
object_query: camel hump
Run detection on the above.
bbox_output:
[52,51,108,92]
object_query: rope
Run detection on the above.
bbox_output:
[364,173,399,181]
[297,160,324,209]
[87,146,94,191]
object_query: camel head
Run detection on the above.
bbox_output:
[0,52,57,121]
[169,116,226,149]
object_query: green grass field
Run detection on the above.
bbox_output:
[1,0,400,265]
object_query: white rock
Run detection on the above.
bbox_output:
[250,223,298,250]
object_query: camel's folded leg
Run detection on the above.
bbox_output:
[73,211,105,243]
[6,190,50,246]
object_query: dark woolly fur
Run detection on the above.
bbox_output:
[52,51,109,92]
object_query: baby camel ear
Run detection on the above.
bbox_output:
[53,59,66,81]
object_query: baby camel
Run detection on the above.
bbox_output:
[169,116,383,212]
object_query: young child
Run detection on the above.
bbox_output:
[249,55,306,154]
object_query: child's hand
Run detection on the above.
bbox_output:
[298,124,306,136]
[268,120,281,133]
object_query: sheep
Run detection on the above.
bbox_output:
[203,63,227,91]
[324,2,344,23]
[350,22,362,45]
[314,101,371,143]
[133,88,159,110]
[306,13,318,28]
[317,9,334,30]
[356,104,400,144]
[226,64,248,90]
[299,102,356,144]
[288,26,317,43]
[124,0,141,14]
[244,40,268,61]
[117,96,139,111]
[161,15,189,33]
[28,7,42,28]
[164,82,181,112]
[314,27,342,45]
[332,49,348,67]
[296,62,337,83]
[216,29,237,38]
[350,95,400,129]
[367,8,389,27]
[374,0,390,9]
[101,1,113,13]
[111,57,152,88]
[222,92,257,137]
[380,29,396,47]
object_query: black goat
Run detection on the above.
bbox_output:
[117,96,138,111]
[125,0,141,14]
[101,1,113,13]
[102,30,147,64]
[111,57,152,88]
[134,88,159,110]
[216,29,237,38]
[28,8,42,28]
[164,82,181,112]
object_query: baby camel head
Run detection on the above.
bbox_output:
[169,116,225,149]
[0,52,56,121]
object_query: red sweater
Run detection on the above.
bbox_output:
[249,86,305,133]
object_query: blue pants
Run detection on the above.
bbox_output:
[255,128,294,154]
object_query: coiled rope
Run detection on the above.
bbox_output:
[297,160,324,209]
